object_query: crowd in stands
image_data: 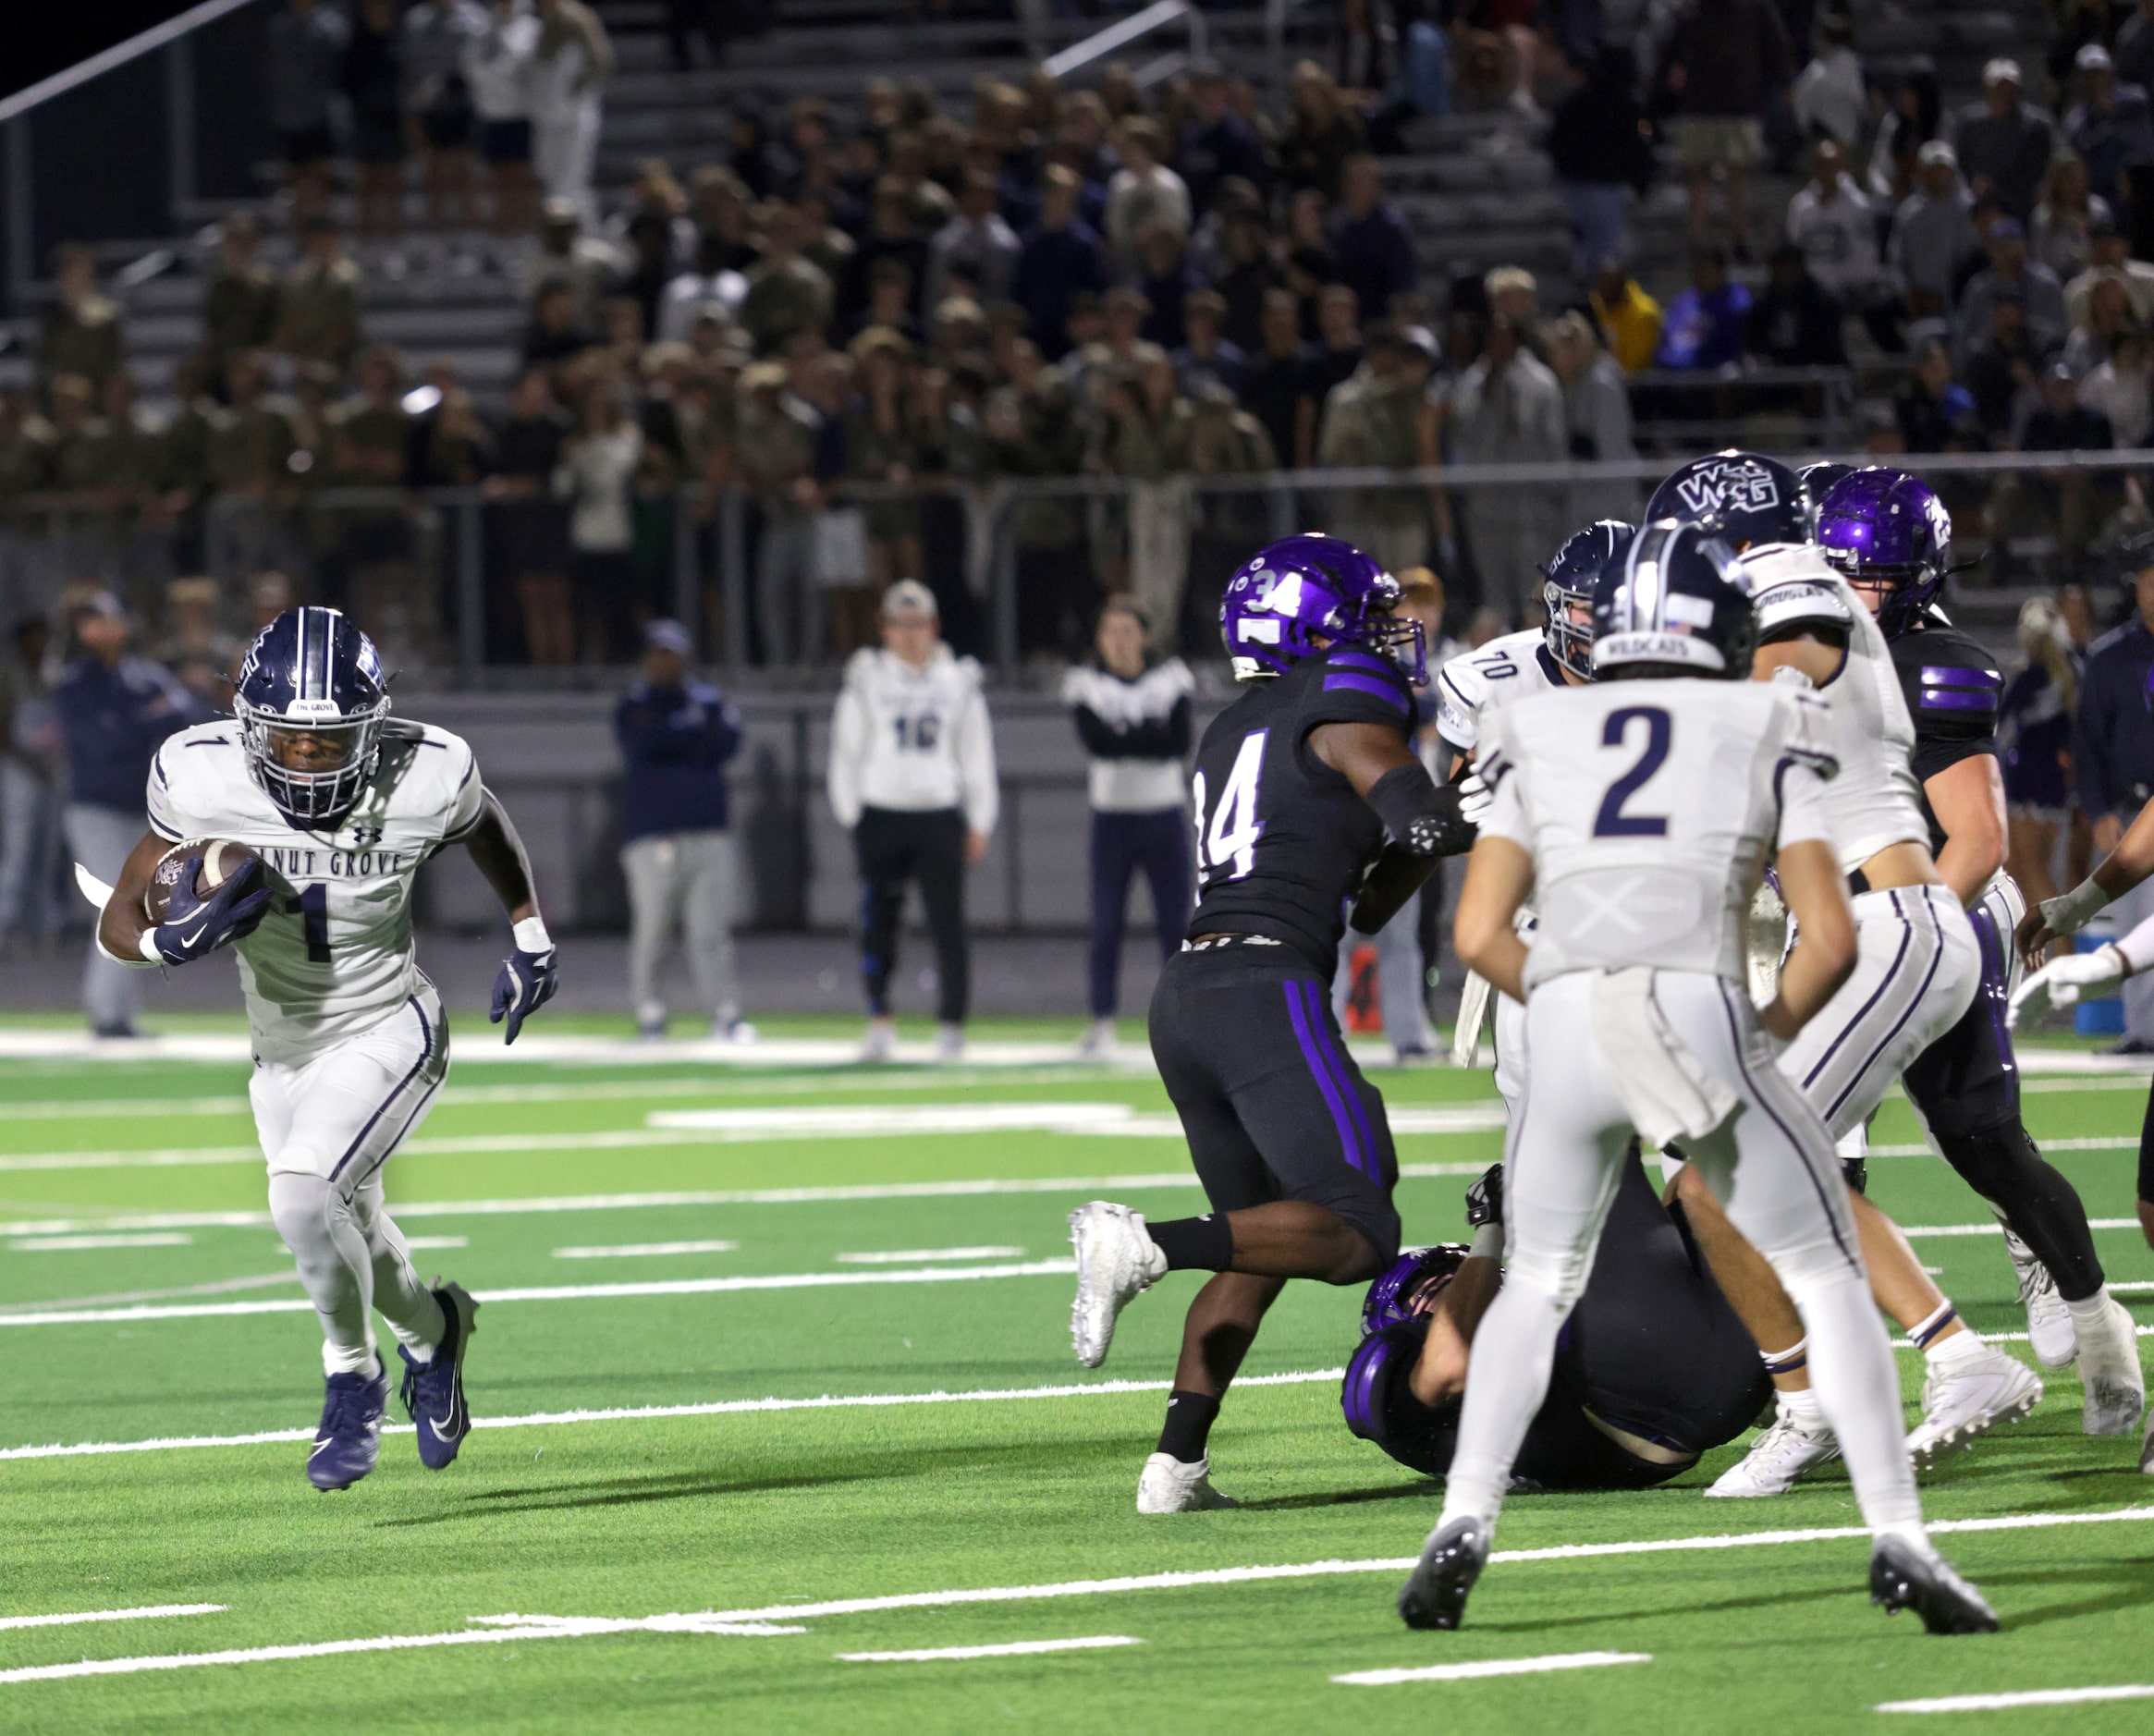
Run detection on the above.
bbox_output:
[10,3,2154,668]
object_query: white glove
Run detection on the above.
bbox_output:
[2038,877,2111,940]
[1456,770,1493,829]
[2008,943,2128,1029]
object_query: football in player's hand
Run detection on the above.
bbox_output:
[143,839,263,923]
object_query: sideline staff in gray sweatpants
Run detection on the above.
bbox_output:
[615,618,749,1038]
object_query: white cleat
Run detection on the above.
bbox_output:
[2140,1408,2154,1475]
[2001,1218,2076,1369]
[1136,1451,1239,1514]
[2075,1294,2147,1437]
[1905,1345,2043,1470]
[1075,1018,1116,1060]
[1067,1201,1163,1368]
[858,1019,897,1064]
[1706,1400,1841,1498]
[934,1021,965,1062]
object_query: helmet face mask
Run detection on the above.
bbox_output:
[1541,519,1635,680]
[234,608,390,829]
[1219,533,1427,685]
[1361,1244,1470,1336]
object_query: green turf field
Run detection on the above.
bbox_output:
[0,1018,2149,1732]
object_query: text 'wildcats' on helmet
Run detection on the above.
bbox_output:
[1813,466,1953,639]
[1219,533,1426,684]
[1542,520,1635,680]
[1592,519,1760,679]
[1645,450,1812,553]
[233,606,391,828]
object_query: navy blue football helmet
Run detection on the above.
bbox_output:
[1814,467,1954,639]
[1541,520,1635,680]
[1592,519,1759,679]
[1645,450,1811,553]
[233,606,390,827]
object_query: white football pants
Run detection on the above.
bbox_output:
[251,979,449,1376]
[1439,968,1927,1549]
[1774,883,1980,1139]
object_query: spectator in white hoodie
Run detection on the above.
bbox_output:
[1791,12,1866,150]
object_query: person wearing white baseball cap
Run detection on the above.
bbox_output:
[1889,139,1977,327]
[2067,37,2154,210]
[826,579,999,1061]
[1951,54,2056,221]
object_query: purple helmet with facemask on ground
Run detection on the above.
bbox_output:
[1814,466,1954,640]
[1219,533,1426,686]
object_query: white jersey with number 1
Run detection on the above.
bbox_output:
[147,718,486,1066]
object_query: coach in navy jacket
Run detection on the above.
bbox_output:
[615,619,751,1040]
[2074,544,2154,1045]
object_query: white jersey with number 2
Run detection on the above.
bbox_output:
[1476,679,1840,992]
[147,718,486,1065]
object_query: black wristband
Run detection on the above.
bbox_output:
[1365,762,1476,857]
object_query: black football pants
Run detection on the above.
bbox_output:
[854,806,969,1025]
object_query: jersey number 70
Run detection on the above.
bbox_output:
[1191,729,1268,884]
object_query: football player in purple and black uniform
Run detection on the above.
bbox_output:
[1063,535,1477,1514]
[1817,468,2144,1437]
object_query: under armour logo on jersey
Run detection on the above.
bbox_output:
[1675,459,1780,517]
[347,823,384,849]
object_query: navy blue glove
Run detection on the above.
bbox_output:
[148,857,270,965]
[490,930,558,1045]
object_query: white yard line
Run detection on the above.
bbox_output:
[0,1258,1079,1327]
[1878,1684,2154,1714]
[1900,1217,2144,1238]
[835,1247,1024,1265]
[553,1241,739,1260]
[15,1509,2151,1692]
[0,1617,803,1687]
[6,1234,191,1252]
[838,1635,1141,1663]
[0,1604,223,1632]
[402,1237,467,1252]
[0,1370,1347,1462]
[8,1273,300,1314]
[1334,1651,1651,1687]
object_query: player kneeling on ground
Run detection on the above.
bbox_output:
[1065,535,1476,1514]
[1397,521,1993,1635]
[92,606,558,1491]
[1345,1155,1768,1489]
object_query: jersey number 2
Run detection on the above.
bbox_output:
[1593,706,1671,838]
[1193,729,1267,883]
[298,885,333,963]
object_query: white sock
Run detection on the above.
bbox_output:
[2066,1290,2117,1330]
[1781,1385,1822,1424]
[1795,1273,1927,1543]
[1437,1274,1569,1532]
[1926,1327,1985,1367]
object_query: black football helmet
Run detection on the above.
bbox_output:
[1592,519,1759,680]
[1540,520,1635,680]
[1645,450,1811,553]
[232,606,390,827]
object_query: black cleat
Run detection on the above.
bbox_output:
[1870,1536,2000,1634]
[1399,1517,1489,1630]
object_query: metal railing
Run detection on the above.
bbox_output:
[5,447,2148,676]
[1038,0,1209,88]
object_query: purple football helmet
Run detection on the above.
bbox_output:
[1360,1243,1470,1337]
[1815,467,1953,639]
[1219,533,1425,685]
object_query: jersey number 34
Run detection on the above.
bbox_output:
[1191,729,1268,884]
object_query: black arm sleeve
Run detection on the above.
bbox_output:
[1071,701,1189,761]
[1365,762,1476,859]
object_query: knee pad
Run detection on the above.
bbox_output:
[268,1172,351,1265]
[1500,1242,1597,1312]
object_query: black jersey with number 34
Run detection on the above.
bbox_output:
[1184,643,1417,974]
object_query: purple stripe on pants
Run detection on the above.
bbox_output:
[1303,981,1379,1169]
[1284,980,1366,1177]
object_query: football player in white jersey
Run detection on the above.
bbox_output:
[92,606,559,1491]
[1670,540,2047,1495]
[1398,521,1996,1636]
[1433,520,1628,1107]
